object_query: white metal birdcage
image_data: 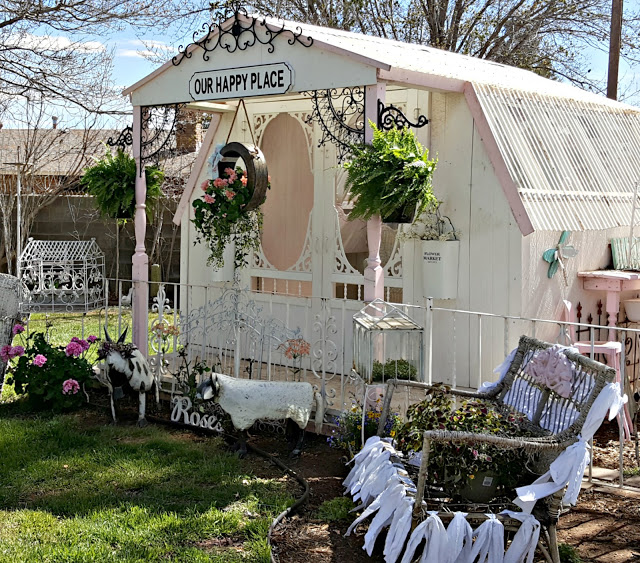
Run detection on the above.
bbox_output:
[19,238,106,313]
[353,299,424,384]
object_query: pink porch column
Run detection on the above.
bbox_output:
[132,106,149,354]
[364,83,386,302]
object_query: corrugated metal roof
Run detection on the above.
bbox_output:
[474,83,640,231]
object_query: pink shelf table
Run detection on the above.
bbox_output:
[578,270,640,340]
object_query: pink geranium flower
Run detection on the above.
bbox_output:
[204,194,215,204]
[0,345,11,363]
[12,324,24,335]
[33,354,47,367]
[62,379,80,395]
[224,167,237,182]
[240,176,248,187]
[200,180,209,191]
[10,346,24,358]
[65,341,84,357]
[213,177,229,188]
[225,189,235,201]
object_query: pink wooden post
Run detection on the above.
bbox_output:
[364,83,386,302]
[132,106,149,354]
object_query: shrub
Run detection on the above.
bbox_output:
[5,325,97,412]
[371,358,417,382]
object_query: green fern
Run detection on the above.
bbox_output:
[343,122,437,221]
[80,149,164,222]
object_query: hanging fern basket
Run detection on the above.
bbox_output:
[217,142,268,212]
[382,203,417,224]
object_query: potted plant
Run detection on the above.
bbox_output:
[395,384,531,503]
[192,165,266,270]
[343,122,437,223]
[401,200,460,299]
[80,149,164,221]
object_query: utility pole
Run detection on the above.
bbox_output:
[607,0,623,100]
[6,146,25,278]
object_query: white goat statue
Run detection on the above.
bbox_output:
[96,328,159,426]
[197,372,324,457]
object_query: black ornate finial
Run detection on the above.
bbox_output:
[377,100,429,131]
[172,3,313,66]
[106,126,133,152]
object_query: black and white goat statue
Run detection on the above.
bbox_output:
[196,372,324,458]
[96,328,159,426]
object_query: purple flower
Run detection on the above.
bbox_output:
[87,335,98,343]
[62,379,80,395]
[12,324,24,335]
[10,346,24,358]
[65,341,84,357]
[0,345,11,363]
[33,354,47,367]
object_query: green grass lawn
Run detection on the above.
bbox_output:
[18,309,178,362]
[0,410,293,562]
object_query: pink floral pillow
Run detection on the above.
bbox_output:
[524,346,573,398]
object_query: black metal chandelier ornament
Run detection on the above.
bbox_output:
[172,2,313,66]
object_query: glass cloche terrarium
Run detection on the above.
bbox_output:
[353,299,424,384]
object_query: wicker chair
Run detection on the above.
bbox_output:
[0,273,23,391]
[377,335,616,563]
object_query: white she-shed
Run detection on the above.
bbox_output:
[123,5,640,387]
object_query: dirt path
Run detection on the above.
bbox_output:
[264,430,640,563]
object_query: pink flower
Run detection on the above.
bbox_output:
[224,167,237,182]
[240,176,248,187]
[33,354,47,367]
[268,175,271,183]
[87,335,97,343]
[65,341,84,357]
[213,177,229,188]
[71,337,90,351]
[204,194,215,204]
[0,345,11,363]
[10,346,24,358]
[62,379,80,395]
[225,189,235,201]
[12,324,24,335]
[200,180,209,191]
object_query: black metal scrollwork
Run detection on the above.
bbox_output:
[139,104,186,174]
[106,126,133,152]
[304,88,365,163]
[172,2,312,66]
[377,100,429,131]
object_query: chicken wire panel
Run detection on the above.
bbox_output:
[19,238,106,313]
[474,83,640,231]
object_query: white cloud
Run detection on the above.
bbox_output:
[117,49,156,58]
[6,32,105,52]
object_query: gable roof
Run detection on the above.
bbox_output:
[131,13,640,233]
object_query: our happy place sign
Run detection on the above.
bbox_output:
[189,63,293,101]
